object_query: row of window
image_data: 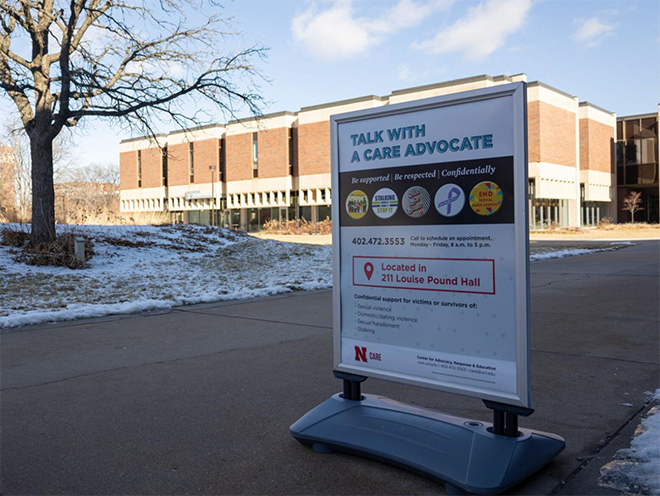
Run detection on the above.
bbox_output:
[617,117,657,141]
[137,129,297,187]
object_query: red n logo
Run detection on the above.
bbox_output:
[354,346,368,362]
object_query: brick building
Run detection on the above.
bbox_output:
[119,73,617,231]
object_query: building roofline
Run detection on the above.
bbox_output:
[579,101,615,116]
[227,110,296,125]
[390,74,494,96]
[527,81,575,100]
[617,112,658,121]
[120,133,167,145]
[299,95,386,113]
[168,122,226,135]
[120,122,227,144]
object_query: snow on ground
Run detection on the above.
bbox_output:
[0,224,627,328]
[0,224,331,328]
[599,389,660,495]
[529,246,621,262]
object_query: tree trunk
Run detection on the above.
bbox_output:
[30,135,56,245]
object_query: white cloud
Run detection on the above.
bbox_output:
[572,17,615,47]
[397,64,411,80]
[412,0,532,61]
[291,0,455,61]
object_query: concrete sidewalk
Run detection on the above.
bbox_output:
[1,241,658,495]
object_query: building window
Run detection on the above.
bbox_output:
[137,150,142,188]
[617,116,659,187]
[252,132,258,178]
[189,142,195,183]
[219,138,225,181]
[288,127,294,176]
[162,146,168,187]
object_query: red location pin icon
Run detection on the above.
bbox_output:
[364,262,374,281]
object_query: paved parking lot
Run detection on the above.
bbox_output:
[1,241,658,495]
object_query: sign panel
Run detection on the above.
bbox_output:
[331,83,531,408]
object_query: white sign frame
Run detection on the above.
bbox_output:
[330,83,531,408]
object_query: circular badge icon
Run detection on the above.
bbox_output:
[435,183,465,217]
[372,188,399,219]
[469,181,503,216]
[346,190,369,219]
[402,186,431,218]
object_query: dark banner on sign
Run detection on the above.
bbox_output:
[339,156,515,227]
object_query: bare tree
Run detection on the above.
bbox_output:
[0,140,17,221]
[2,118,75,221]
[622,191,644,223]
[1,1,264,244]
[63,162,118,185]
[55,162,119,223]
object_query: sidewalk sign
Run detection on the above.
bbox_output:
[290,83,565,495]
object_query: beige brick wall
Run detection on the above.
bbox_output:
[580,119,614,173]
[298,121,330,175]
[226,133,253,181]
[119,151,137,190]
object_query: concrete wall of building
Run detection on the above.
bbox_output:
[526,83,583,226]
[579,104,616,173]
[579,104,616,205]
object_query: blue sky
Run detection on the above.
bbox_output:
[2,0,659,169]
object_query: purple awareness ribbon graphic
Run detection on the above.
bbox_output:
[437,187,461,214]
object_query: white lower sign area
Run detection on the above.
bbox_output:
[332,83,531,408]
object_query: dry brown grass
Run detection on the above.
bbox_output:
[0,225,30,247]
[532,222,659,234]
[22,232,95,269]
[55,203,171,226]
[261,218,332,235]
[598,222,659,231]
[1,225,94,269]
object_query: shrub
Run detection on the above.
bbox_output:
[261,218,332,235]
[21,232,95,269]
[1,225,30,247]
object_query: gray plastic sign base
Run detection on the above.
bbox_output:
[290,393,565,495]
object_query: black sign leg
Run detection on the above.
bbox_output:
[493,410,505,436]
[505,413,519,437]
[334,371,367,401]
[484,399,531,438]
